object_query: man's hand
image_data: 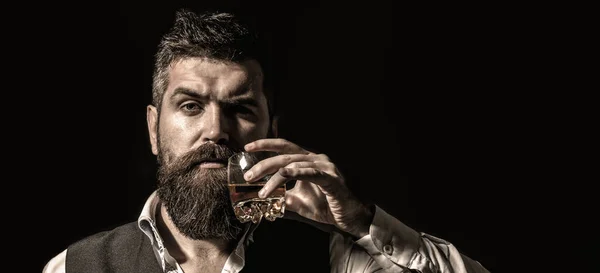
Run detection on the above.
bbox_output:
[244,138,374,238]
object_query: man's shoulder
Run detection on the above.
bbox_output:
[70,221,143,248]
[43,221,154,273]
[64,221,160,273]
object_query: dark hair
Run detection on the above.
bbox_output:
[152,8,275,116]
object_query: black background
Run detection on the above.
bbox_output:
[17,1,584,272]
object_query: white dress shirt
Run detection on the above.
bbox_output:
[43,191,490,273]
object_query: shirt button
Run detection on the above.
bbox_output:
[383,244,393,255]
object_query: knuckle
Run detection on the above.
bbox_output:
[318,153,330,161]
[280,167,293,177]
[282,154,293,164]
[250,163,262,174]
[253,139,265,147]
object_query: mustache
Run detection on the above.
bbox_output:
[173,144,242,172]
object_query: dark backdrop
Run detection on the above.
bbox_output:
[26,1,547,272]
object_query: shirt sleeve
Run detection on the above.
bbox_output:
[42,249,66,273]
[329,206,490,273]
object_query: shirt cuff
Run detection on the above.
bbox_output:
[355,205,421,266]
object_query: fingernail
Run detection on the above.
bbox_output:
[258,189,265,198]
[245,143,254,150]
[244,171,253,180]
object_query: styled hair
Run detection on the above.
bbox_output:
[152,8,275,116]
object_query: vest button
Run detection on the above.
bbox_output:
[383,244,393,255]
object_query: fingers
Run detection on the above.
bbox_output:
[244,154,322,182]
[259,166,336,198]
[243,138,341,200]
[244,138,310,155]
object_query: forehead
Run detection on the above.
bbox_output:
[166,57,264,97]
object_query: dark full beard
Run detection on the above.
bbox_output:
[156,143,245,241]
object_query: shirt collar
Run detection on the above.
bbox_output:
[137,191,258,273]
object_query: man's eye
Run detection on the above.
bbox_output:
[181,102,202,113]
[234,105,253,115]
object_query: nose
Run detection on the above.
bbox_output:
[200,105,230,144]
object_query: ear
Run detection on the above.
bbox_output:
[147,105,159,155]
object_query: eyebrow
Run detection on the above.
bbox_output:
[170,87,259,107]
[170,87,204,100]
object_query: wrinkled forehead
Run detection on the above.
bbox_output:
[167,57,264,91]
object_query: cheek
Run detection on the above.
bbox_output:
[158,116,197,155]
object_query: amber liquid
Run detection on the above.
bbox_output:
[228,183,286,223]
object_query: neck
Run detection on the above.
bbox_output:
[156,203,237,266]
